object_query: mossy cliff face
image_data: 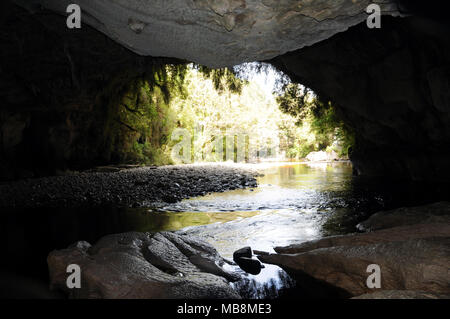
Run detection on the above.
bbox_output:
[271,17,450,181]
[0,2,180,179]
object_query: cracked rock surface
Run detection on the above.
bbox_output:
[47,231,241,299]
[14,0,401,67]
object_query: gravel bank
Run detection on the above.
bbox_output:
[0,164,259,208]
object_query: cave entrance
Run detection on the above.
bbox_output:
[2,1,450,301]
[110,62,353,167]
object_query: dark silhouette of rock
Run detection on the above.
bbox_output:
[233,247,252,261]
[48,232,241,299]
[235,257,263,276]
[232,246,264,275]
[253,250,270,256]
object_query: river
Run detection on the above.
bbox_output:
[2,162,448,298]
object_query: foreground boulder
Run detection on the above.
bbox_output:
[48,232,241,299]
[0,164,258,208]
[274,223,450,254]
[258,203,450,298]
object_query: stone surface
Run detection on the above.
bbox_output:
[233,246,252,261]
[13,0,401,67]
[259,235,450,297]
[48,231,241,299]
[357,201,450,231]
[0,164,258,208]
[232,246,264,275]
[274,223,450,254]
[353,290,450,299]
[234,257,263,275]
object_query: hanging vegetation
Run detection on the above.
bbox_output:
[102,62,354,166]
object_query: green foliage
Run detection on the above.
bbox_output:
[105,64,188,165]
[196,65,244,94]
[277,84,312,121]
[170,66,293,162]
[277,83,354,158]
[102,62,353,167]
[102,63,253,166]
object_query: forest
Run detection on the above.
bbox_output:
[107,63,354,165]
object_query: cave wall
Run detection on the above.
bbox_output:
[2,1,450,182]
[0,2,173,180]
[271,17,450,181]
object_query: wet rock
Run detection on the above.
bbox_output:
[275,223,450,254]
[236,257,263,275]
[232,246,263,275]
[259,224,450,298]
[357,202,450,232]
[48,232,241,299]
[352,290,450,299]
[233,247,252,261]
[253,250,270,256]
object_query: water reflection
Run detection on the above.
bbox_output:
[230,264,295,299]
[121,209,260,233]
[168,162,354,298]
[167,162,355,254]
[159,162,353,213]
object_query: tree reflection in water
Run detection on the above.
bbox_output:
[231,264,295,299]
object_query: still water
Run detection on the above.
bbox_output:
[2,162,448,298]
[161,162,355,298]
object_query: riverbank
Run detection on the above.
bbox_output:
[45,202,450,299]
[3,162,450,299]
[0,164,259,208]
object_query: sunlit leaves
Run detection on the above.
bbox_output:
[277,83,355,157]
